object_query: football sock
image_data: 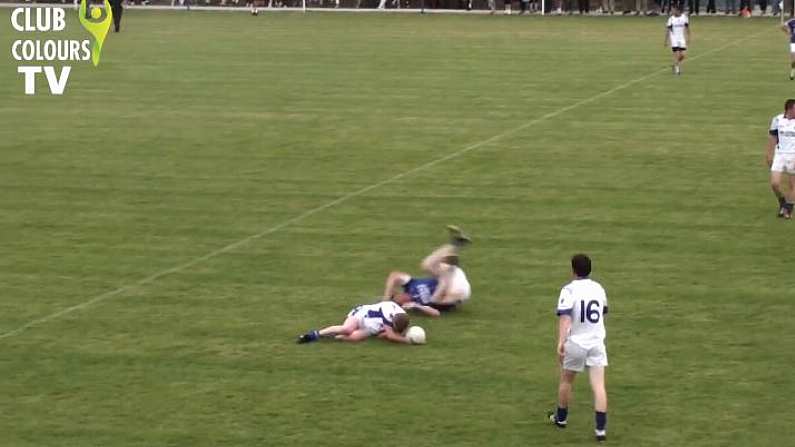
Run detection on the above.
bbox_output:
[556,407,568,424]
[595,411,607,432]
[778,195,787,207]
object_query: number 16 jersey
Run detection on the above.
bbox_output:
[556,278,608,349]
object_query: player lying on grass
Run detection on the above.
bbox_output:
[767,99,795,219]
[296,301,412,344]
[382,225,472,317]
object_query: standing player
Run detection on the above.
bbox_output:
[781,16,795,80]
[297,300,412,344]
[383,225,472,317]
[548,254,609,443]
[664,6,690,75]
[766,99,795,219]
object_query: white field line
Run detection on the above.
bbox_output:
[0,30,764,340]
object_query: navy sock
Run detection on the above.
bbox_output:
[595,411,607,431]
[556,407,568,423]
[778,195,787,207]
[308,330,320,341]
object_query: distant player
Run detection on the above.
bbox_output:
[781,17,795,79]
[548,254,609,443]
[766,99,795,219]
[665,6,690,75]
[383,225,472,317]
[297,300,412,344]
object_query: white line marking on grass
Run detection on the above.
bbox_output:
[0,31,764,341]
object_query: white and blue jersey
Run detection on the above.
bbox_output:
[403,278,439,305]
[348,301,406,335]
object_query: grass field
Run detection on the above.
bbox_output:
[2,9,795,446]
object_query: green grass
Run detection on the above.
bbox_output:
[1,9,794,446]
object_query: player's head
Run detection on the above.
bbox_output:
[571,254,592,278]
[672,5,681,15]
[392,313,410,334]
[785,99,795,117]
[393,292,411,305]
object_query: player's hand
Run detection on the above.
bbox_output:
[378,332,389,339]
[557,343,565,364]
[767,155,773,167]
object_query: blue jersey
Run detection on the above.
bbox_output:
[403,278,438,305]
[788,19,795,43]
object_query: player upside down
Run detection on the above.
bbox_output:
[383,225,473,317]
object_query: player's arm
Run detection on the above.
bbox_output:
[335,329,370,342]
[556,314,572,363]
[664,21,671,46]
[378,326,411,344]
[402,302,441,318]
[767,133,778,167]
[685,23,691,45]
[782,22,790,35]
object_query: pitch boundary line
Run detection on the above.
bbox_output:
[0,30,764,341]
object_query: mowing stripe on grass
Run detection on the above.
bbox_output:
[0,30,766,341]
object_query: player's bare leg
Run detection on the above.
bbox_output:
[549,369,577,428]
[771,171,792,218]
[589,366,608,441]
[297,316,358,343]
[789,53,795,80]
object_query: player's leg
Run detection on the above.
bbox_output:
[335,328,370,342]
[551,369,577,427]
[785,171,795,219]
[384,271,412,300]
[550,341,586,428]
[589,366,608,441]
[297,315,359,343]
[420,244,458,276]
[771,168,789,217]
[789,49,795,80]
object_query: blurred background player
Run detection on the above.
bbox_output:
[665,6,690,75]
[297,300,411,344]
[548,254,609,443]
[766,99,795,219]
[383,225,472,318]
[781,16,795,80]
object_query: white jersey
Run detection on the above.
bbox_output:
[769,113,795,155]
[666,14,689,47]
[556,278,608,349]
[349,301,406,335]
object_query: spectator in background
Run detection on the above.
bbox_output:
[488,0,496,13]
[109,0,122,31]
[706,0,716,14]
[688,0,699,14]
[739,0,751,13]
[725,0,737,14]
[578,0,588,13]
[635,0,647,15]
[601,0,614,13]
[759,0,769,14]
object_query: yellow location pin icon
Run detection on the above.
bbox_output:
[79,0,113,66]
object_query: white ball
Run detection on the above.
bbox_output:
[406,326,426,345]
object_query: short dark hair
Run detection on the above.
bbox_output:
[392,313,409,334]
[571,254,592,278]
[785,99,795,112]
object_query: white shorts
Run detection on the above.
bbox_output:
[671,40,687,51]
[448,267,472,303]
[790,43,795,54]
[771,153,795,173]
[347,306,380,335]
[562,341,608,372]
